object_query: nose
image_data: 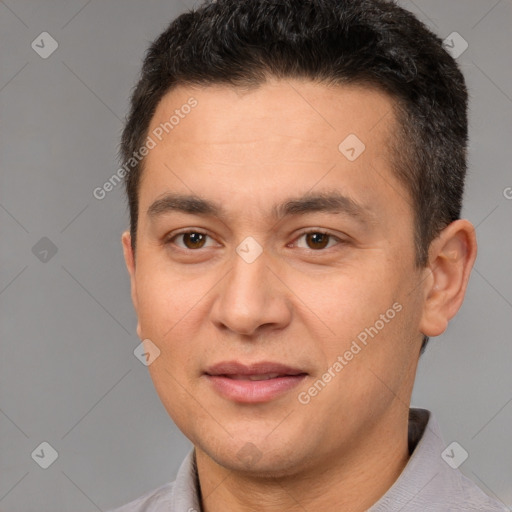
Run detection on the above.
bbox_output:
[209,247,292,338]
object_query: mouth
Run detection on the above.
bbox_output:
[227,373,290,381]
[204,361,308,403]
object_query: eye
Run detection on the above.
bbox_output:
[165,229,345,252]
[292,230,343,251]
[167,230,217,250]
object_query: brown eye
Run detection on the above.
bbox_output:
[167,231,212,250]
[292,230,341,251]
[305,232,330,250]
[181,232,207,249]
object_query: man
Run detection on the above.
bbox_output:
[110,0,507,510]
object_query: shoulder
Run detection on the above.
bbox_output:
[105,449,199,512]
[455,471,509,511]
[369,409,509,511]
[105,481,174,512]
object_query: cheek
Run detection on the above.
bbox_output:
[134,259,210,339]
[303,300,413,433]
[298,261,415,397]
[289,262,399,351]
[135,268,204,424]
[133,259,222,382]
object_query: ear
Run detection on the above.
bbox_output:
[121,231,142,339]
[419,219,477,337]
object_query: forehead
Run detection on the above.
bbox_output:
[146,80,395,153]
[138,80,411,225]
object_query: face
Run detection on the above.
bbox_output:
[122,80,429,477]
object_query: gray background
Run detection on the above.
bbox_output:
[0,0,511,510]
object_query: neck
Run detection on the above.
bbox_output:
[196,403,411,512]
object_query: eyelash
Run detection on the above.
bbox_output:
[165,229,345,252]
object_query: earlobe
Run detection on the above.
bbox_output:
[419,220,477,338]
[121,231,136,278]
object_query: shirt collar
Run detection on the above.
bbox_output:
[368,407,461,510]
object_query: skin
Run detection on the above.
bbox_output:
[121,79,477,512]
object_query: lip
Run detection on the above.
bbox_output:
[204,361,308,403]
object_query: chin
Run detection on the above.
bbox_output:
[198,433,316,479]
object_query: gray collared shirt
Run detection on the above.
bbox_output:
[107,408,508,511]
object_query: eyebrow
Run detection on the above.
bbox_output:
[147,191,376,224]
